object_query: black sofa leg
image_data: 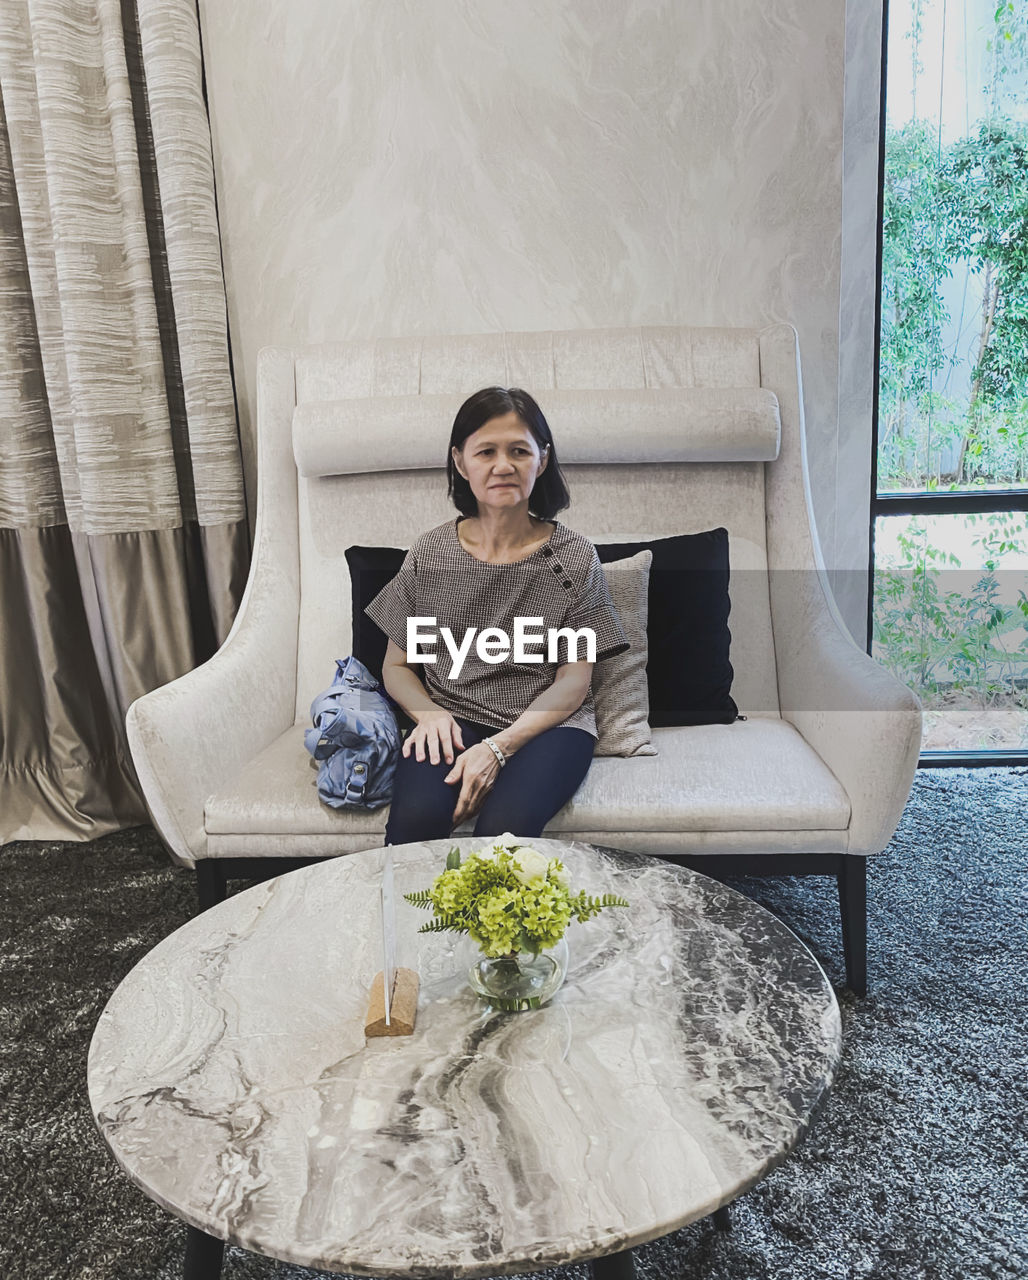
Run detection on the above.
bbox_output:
[591,1250,634,1280]
[837,856,867,996]
[183,1224,224,1278]
[195,861,227,912]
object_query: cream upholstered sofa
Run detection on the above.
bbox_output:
[126,323,922,993]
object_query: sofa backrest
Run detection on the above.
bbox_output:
[288,325,786,723]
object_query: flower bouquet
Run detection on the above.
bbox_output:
[404,832,629,1011]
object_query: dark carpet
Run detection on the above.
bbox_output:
[1,768,1025,1280]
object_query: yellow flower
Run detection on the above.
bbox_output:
[430,868,466,916]
[473,887,520,956]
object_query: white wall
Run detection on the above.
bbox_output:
[198,0,881,643]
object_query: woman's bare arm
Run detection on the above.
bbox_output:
[380,638,438,721]
[381,638,466,765]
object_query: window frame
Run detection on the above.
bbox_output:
[867,0,1028,768]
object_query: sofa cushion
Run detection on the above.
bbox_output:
[595,529,738,727]
[593,550,656,757]
[294,386,782,477]
[203,718,849,839]
[551,719,849,832]
[205,728,387,837]
[345,544,405,682]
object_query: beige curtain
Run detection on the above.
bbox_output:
[0,0,249,844]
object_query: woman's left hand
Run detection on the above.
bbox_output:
[445,742,502,826]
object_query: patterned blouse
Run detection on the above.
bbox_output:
[364,517,629,738]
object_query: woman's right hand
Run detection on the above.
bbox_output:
[403,706,466,766]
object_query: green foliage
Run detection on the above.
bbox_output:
[415,916,469,935]
[987,2,1028,115]
[881,121,951,414]
[880,2,1028,489]
[942,124,1028,408]
[872,512,1028,706]
[881,117,1028,487]
[403,889,434,907]
[874,3,1028,722]
[567,892,632,923]
[403,835,629,958]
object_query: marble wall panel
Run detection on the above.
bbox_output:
[197,0,880,642]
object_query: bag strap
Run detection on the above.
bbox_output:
[307,731,340,761]
[343,758,370,804]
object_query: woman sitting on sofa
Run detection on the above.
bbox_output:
[364,386,629,845]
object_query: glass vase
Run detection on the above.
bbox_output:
[463,936,569,1012]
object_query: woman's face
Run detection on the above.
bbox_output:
[452,412,549,514]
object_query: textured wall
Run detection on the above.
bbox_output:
[197,0,879,641]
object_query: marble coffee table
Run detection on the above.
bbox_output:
[88,838,841,1279]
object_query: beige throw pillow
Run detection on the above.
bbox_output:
[593,550,657,757]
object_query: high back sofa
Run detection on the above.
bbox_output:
[126,323,922,993]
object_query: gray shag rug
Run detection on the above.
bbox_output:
[1,768,1025,1280]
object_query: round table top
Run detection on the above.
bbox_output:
[88,838,841,1277]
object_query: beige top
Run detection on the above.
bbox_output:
[364,517,629,737]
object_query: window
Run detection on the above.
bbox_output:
[872,0,1028,761]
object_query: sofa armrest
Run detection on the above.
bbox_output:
[126,346,300,868]
[758,323,922,857]
[771,567,922,857]
[126,585,297,869]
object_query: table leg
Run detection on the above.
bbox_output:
[184,1225,225,1279]
[591,1249,635,1280]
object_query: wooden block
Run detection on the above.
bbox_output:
[364,967,419,1037]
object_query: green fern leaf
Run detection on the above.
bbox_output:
[403,889,435,908]
[416,916,469,935]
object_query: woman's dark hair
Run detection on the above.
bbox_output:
[446,386,571,518]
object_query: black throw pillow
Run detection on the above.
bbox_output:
[345,545,407,682]
[595,529,738,726]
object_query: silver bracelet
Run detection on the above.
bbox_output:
[482,736,507,768]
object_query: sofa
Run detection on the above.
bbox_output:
[126,322,923,994]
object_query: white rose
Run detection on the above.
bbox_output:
[511,846,550,886]
[490,831,520,853]
[550,860,570,890]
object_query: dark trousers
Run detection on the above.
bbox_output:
[384,717,595,846]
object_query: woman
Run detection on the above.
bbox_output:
[364,386,629,845]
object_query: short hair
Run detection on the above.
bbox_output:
[446,387,571,518]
